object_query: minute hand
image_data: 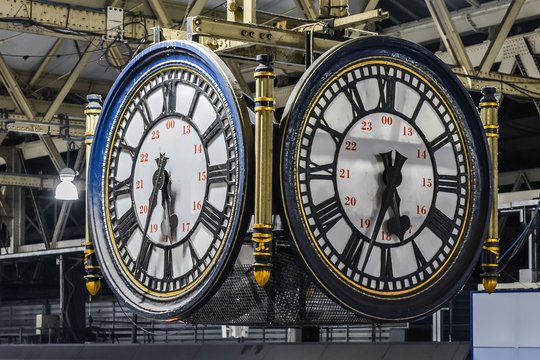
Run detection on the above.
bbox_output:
[360,151,407,273]
[135,154,168,272]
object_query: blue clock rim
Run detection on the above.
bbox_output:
[88,40,251,318]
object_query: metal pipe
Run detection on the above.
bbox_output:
[84,94,103,296]
[251,54,275,287]
[480,86,499,293]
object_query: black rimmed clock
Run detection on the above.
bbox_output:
[88,41,252,319]
[280,36,491,321]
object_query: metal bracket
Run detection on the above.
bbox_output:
[105,6,124,41]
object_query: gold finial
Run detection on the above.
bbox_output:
[86,279,102,296]
[482,277,497,294]
[253,268,271,286]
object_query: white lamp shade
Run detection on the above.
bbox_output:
[55,168,79,200]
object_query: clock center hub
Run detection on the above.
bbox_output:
[132,116,207,246]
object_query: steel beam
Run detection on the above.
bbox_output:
[0,95,86,121]
[43,39,99,122]
[452,67,540,99]
[0,0,161,41]
[500,168,540,186]
[18,150,51,248]
[0,244,84,260]
[0,54,36,119]
[227,0,242,22]
[40,134,67,172]
[186,0,208,19]
[0,189,12,218]
[0,172,62,189]
[425,0,474,75]
[223,59,252,95]
[384,0,540,45]
[243,0,256,24]
[148,0,174,28]
[479,0,526,73]
[28,39,65,88]
[293,0,318,20]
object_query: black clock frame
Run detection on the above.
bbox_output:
[280,36,491,321]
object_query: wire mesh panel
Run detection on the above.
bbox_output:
[186,247,370,326]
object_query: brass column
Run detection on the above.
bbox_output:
[480,86,499,294]
[84,94,103,296]
[252,54,275,287]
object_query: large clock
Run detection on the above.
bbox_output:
[280,36,491,321]
[88,41,252,318]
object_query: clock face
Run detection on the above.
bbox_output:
[280,37,490,321]
[89,41,252,318]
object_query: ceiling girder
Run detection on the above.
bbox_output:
[425,0,474,75]
[384,0,540,45]
[479,0,525,73]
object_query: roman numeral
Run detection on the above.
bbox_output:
[114,208,138,241]
[380,247,393,282]
[138,97,153,128]
[411,240,428,269]
[162,81,177,114]
[201,117,223,146]
[426,208,454,241]
[187,239,200,267]
[377,72,396,111]
[318,117,344,144]
[437,174,460,193]
[135,238,153,276]
[314,196,342,233]
[163,248,173,280]
[187,90,201,118]
[429,132,451,152]
[410,98,424,123]
[343,84,364,119]
[207,163,230,184]
[119,139,136,158]
[307,161,334,180]
[341,233,364,266]
[199,203,224,234]
[111,178,131,197]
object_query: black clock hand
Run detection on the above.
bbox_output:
[136,153,168,272]
[387,191,411,242]
[160,171,178,243]
[360,151,407,273]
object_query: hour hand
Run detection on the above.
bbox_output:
[160,171,178,243]
[387,191,411,241]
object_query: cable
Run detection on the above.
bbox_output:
[498,200,540,273]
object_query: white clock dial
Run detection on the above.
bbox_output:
[107,66,237,295]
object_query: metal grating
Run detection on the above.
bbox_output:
[186,248,370,326]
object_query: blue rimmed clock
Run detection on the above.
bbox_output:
[280,36,491,321]
[88,41,252,319]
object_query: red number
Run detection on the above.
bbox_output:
[166,119,176,129]
[345,141,357,151]
[181,222,191,232]
[150,224,158,233]
[151,130,160,140]
[339,169,350,179]
[139,153,149,163]
[381,115,393,125]
[417,149,427,159]
[193,144,203,154]
[402,127,413,136]
[416,205,427,215]
[344,196,357,206]
[359,219,371,228]
[361,121,373,131]
[381,230,392,241]
[138,204,148,214]
[183,125,191,135]
[422,178,433,187]
[135,180,144,189]
[197,171,207,181]
[193,201,202,211]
